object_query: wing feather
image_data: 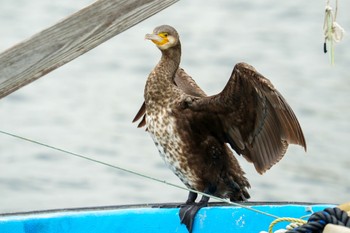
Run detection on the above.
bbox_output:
[174,68,206,97]
[186,62,306,174]
[132,102,146,128]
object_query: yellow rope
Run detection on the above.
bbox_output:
[268,217,307,233]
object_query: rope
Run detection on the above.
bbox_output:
[268,218,307,233]
[323,0,345,64]
[0,129,280,219]
[285,207,350,233]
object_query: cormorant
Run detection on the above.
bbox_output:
[133,25,306,233]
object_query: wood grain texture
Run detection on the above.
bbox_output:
[0,0,179,99]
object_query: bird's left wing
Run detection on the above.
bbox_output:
[184,62,306,174]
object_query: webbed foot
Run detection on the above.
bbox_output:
[179,193,210,233]
[179,201,208,232]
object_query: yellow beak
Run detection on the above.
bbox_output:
[145,33,168,46]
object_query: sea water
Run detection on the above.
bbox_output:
[0,0,349,212]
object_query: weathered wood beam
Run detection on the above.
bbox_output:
[0,0,179,99]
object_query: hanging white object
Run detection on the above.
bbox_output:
[323,0,345,64]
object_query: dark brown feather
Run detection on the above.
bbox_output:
[174,68,206,97]
[132,102,145,122]
[185,62,306,174]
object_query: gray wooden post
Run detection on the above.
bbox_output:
[0,0,179,99]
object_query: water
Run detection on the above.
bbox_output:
[0,0,349,213]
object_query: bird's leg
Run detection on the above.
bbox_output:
[179,189,212,233]
[185,191,198,204]
[177,191,197,209]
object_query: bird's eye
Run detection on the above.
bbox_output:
[162,32,168,37]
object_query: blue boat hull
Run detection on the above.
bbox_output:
[0,202,335,233]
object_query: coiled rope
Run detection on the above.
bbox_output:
[268,217,307,233]
[285,207,350,233]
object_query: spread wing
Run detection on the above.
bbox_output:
[185,62,306,174]
[132,68,206,128]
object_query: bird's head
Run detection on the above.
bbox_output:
[145,25,179,50]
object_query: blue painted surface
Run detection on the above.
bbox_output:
[0,204,335,233]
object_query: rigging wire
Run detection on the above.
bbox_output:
[0,129,281,219]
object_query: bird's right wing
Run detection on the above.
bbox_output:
[132,101,146,128]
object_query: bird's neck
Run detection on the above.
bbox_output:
[144,43,182,105]
[157,42,181,81]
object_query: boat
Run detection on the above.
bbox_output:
[0,202,336,233]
